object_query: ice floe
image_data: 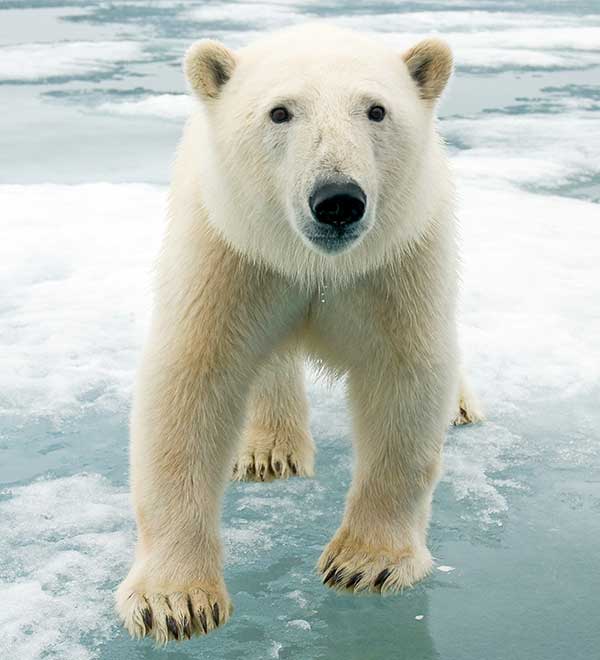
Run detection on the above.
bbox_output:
[0,41,145,82]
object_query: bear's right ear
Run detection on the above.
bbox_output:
[184,40,237,101]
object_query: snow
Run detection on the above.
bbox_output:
[0,184,164,418]
[97,94,194,120]
[0,475,130,660]
[446,113,600,188]
[189,2,304,28]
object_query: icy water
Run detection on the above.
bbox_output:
[1,1,599,659]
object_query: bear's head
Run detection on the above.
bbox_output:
[183,24,453,283]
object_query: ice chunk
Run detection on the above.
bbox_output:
[288,619,311,630]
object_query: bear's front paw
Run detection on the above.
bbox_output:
[233,424,314,482]
[116,577,232,645]
[317,529,433,594]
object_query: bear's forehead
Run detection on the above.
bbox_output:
[228,24,416,103]
[237,43,406,97]
[240,23,399,73]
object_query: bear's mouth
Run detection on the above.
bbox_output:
[302,225,364,255]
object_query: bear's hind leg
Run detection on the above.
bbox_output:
[233,351,315,482]
[452,372,484,425]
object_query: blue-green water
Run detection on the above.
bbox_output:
[1,2,599,659]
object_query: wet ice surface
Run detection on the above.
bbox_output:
[1,1,599,659]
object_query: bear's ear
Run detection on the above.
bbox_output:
[402,38,453,102]
[184,39,237,100]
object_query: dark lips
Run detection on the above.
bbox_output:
[303,226,362,254]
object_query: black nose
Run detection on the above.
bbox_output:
[310,181,366,227]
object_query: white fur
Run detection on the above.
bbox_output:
[116,24,480,644]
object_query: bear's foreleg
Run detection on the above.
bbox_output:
[318,359,455,593]
[233,350,315,482]
[116,237,306,643]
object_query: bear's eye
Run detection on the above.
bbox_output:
[270,106,291,124]
[368,105,386,122]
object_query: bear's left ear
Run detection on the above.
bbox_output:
[402,38,453,102]
[184,39,237,101]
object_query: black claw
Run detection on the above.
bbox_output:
[323,567,337,584]
[198,609,208,634]
[274,461,282,474]
[166,615,179,640]
[142,607,153,631]
[346,572,363,589]
[374,568,392,589]
[331,569,344,585]
[322,554,334,573]
[212,602,220,627]
[182,615,192,639]
[290,462,298,475]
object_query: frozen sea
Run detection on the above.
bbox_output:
[1,1,599,659]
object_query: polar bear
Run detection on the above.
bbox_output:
[116,23,482,644]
